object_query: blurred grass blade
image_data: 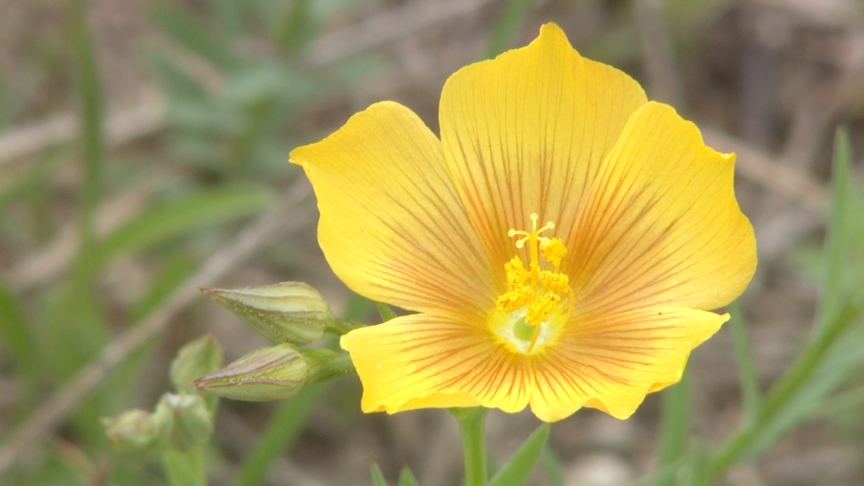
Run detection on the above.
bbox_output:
[205,0,245,35]
[488,423,549,486]
[686,443,710,486]
[728,301,761,424]
[484,0,532,59]
[0,153,65,211]
[73,4,104,243]
[145,51,209,101]
[398,467,419,486]
[150,4,239,69]
[272,0,315,52]
[98,185,273,261]
[229,385,326,486]
[376,302,397,322]
[163,449,206,486]
[0,278,38,405]
[540,446,564,486]
[371,463,388,486]
[656,370,691,486]
[131,253,199,321]
[708,127,864,478]
[814,128,853,337]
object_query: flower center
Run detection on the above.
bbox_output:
[489,213,573,355]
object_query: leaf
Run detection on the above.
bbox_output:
[150,4,239,69]
[398,467,419,486]
[229,386,326,486]
[371,463,389,486]
[98,185,273,262]
[131,252,199,321]
[376,302,397,322]
[814,128,854,337]
[145,50,209,101]
[656,371,691,486]
[489,423,550,486]
[0,277,38,405]
[540,446,564,486]
[484,0,533,59]
[728,300,761,424]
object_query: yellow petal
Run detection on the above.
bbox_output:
[530,307,727,421]
[564,102,756,315]
[341,314,534,414]
[290,102,498,321]
[439,23,647,267]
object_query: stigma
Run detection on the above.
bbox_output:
[490,213,573,354]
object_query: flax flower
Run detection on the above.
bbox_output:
[290,24,756,422]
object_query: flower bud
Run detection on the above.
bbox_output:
[103,409,158,452]
[153,393,212,451]
[170,334,223,397]
[203,282,334,345]
[192,343,307,401]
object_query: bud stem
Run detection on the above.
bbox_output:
[325,318,361,336]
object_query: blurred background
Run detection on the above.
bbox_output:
[1,0,864,484]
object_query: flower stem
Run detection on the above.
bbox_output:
[452,407,489,486]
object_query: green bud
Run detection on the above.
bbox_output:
[170,334,223,396]
[103,409,158,452]
[153,393,212,451]
[203,282,334,345]
[192,343,307,401]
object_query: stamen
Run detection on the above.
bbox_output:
[494,214,572,355]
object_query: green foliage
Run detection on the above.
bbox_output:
[371,462,389,486]
[489,424,549,486]
[656,372,691,486]
[146,0,377,181]
[485,0,533,59]
[706,129,864,479]
[399,467,420,486]
[728,301,761,425]
[376,301,398,322]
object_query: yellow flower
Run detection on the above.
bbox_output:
[289,24,756,422]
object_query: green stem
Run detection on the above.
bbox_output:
[452,408,488,486]
[163,448,207,486]
[708,299,861,478]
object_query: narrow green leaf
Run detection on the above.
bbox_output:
[489,423,550,486]
[0,278,36,376]
[229,385,326,486]
[274,0,316,51]
[0,154,65,211]
[814,128,853,337]
[728,301,761,424]
[205,0,246,35]
[398,467,419,486]
[98,185,272,261]
[371,463,389,486]
[150,4,239,69]
[376,302,397,322]
[73,4,104,244]
[484,0,532,59]
[131,253,199,321]
[145,50,209,101]
[685,443,711,486]
[656,371,690,486]
[540,446,564,486]
[707,130,864,478]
